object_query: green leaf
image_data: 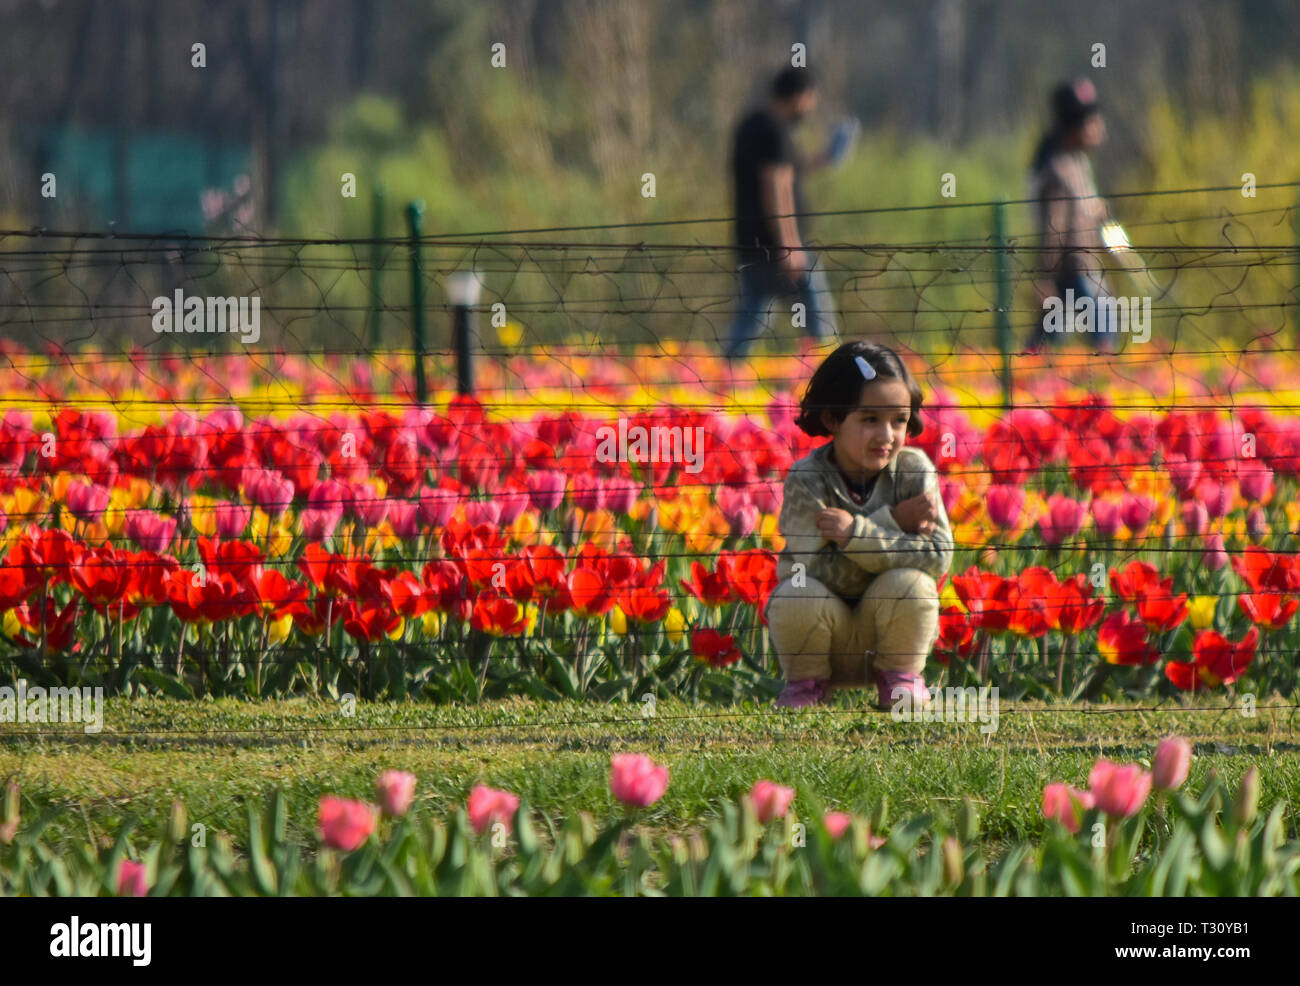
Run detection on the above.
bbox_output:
[133,667,196,701]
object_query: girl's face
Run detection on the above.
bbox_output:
[821,378,912,480]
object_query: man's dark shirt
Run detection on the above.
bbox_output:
[732,108,807,264]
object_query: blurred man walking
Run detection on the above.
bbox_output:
[724,67,852,360]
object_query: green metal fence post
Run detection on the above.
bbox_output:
[405,200,427,405]
[994,200,1013,412]
[367,184,385,349]
[1293,187,1300,345]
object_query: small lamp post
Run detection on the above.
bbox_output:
[446,271,482,396]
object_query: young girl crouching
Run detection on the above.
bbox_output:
[767,341,954,709]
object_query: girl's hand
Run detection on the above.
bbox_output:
[891,492,941,535]
[816,508,855,548]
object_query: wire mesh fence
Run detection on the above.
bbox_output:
[0,179,1299,708]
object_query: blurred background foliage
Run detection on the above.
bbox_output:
[0,0,1297,352]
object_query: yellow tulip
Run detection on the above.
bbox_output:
[2,608,21,639]
[386,617,405,641]
[421,610,444,637]
[609,606,628,636]
[940,581,965,613]
[1187,595,1218,631]
[509,508,541,545]
[267,613,294,646]
[664,607,686,646]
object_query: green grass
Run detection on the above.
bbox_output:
[3,696,1299,859]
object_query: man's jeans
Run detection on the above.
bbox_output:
[724,253,839,359]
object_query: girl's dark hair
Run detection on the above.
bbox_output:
[1030,128,1061,173]
[794,341,925,438]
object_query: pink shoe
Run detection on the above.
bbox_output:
[876,670,932,710]
[776,678,830,708]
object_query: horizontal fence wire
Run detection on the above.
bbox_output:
[0,179,1298,716]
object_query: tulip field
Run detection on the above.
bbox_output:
[4,342,1300,897]
[2,344,1300,703]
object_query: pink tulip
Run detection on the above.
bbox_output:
[751,480,782,515]
[609,753,670,808]
[1037,494,1087,547]
[116,859,149,897]
[464,498,502,527]
[1181,499,1209,536]
[1196,477,1235,520]
[1202,532,1229,571]
[571,473,606,513]
[126,511,177,553]
[213,500,251,538]
[603,476,640,515]
[494,483,530,525]
[66,480,111,522]
[418,484,460,528]
[1120,494,1157,533]
[317,796,377,851]
[1246,507,1268,544]
[375,770,417,817]
[246,469,295,517]
[985,485,1025,529]
[387,500,420,540]
[525,470,567,512]
[1042,783,1095,833]
[1238,461,1274,502]
[1088,760,1152,818]
[299,506,341,541]
[1090,497,1123,537]
[1167,456,1201,497]
[939,478,963,515]
[466,785,520,835]
[748,780,796,823]
[351,484,389,527]
[307,479,349,513]
[824,812,853,840]
[727,503,759,538]
[1152,736,1191,791]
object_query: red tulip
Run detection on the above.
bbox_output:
[470,593,527,636]
[679,561,733,607]
[691,628,741,667]
[1167,627,1259,690]
[1097,611,1160,666]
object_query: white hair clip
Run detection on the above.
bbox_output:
[855,355,877,381]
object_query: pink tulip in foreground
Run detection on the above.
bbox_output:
[376,770,417,817]
[1088,760,1152,818]
[318,796,378,851]
[748,780,796,823]
[1041,783,1095,833]
[116,859,149,897]
[466,785,520,835]
[823,812,853,840]
[1152,737,1192,791]
[609,753,670,808]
